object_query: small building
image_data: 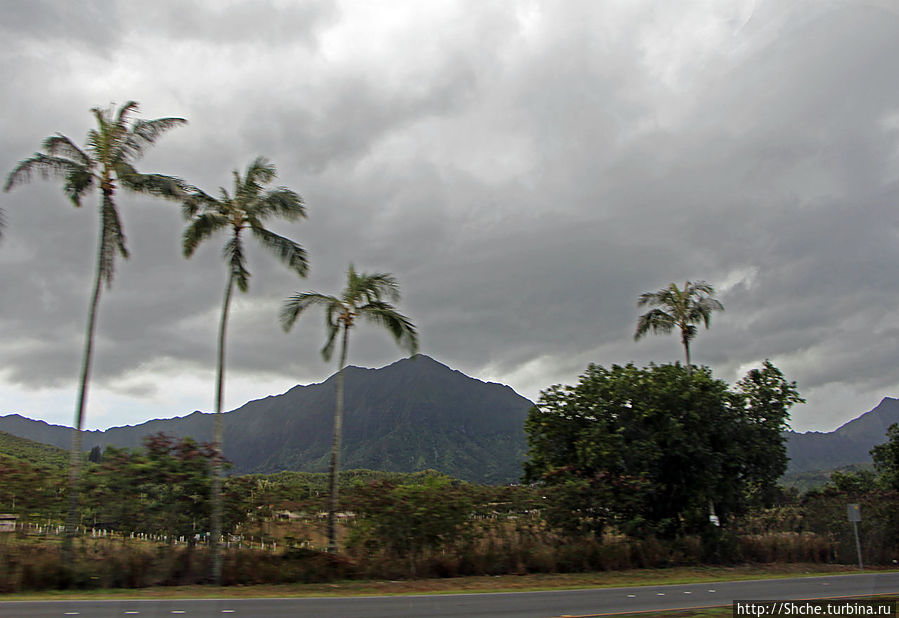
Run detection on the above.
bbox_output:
[0,514,17,533]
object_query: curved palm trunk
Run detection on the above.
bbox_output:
[327,325,349,553]
[62,223,106,560]
[210,274,234,584]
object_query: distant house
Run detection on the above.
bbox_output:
[0,514,17,533]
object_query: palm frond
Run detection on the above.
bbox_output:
[365,273,401,303]
[223,235,250,293]
[360,302,419,355]
[179,186,219,219]
[243,156,277,193]
[4,154,89,195]
[114,101,140,125]
[131,117,187,144]
[183,212,229,257]
[85,127,105,161]
[344,267,400,305]
[250,226,309,277]
[321,323,341,361]
[687,280,716,296]
[42,134,92,167]
[98,191,128,286]
[116,163,187,200]
[64,166,95,207]
[252,187,305,221]
[280,292,341,331]
[681,323,698,343]
[120,117,187,161]
[637,289,667,308]
[634,309,675,341]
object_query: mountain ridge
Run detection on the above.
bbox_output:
[0,355,533,484]
[785,397,899,473]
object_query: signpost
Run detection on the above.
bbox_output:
[847,503,863,573]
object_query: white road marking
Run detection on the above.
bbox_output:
[708,589,717,593]
[684,591,692,594]
[222,612,236,614]
[125,613,140,616]
[627,594,636,598]
[656,592,665,596]
[171,612,186,615]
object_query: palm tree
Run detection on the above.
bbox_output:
[281,265,418,553]
[182,156,308,583]
[634,280,724,373]
[4,102,186,554]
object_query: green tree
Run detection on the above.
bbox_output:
[524,361,801,538]
[84,434,217,541]
[4,101,186,552]
[634,281,724,373]
[871,423,899,491]
[281,265,418,553]
[729,360,803,506]
[182,156,308,583]
[347,477,473,575]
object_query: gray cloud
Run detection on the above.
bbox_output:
[2,0,899,433]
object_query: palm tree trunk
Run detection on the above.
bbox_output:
[683,336,692,375]
[210,274,233,585]
[327,325,349,553]
[63,218,106,561]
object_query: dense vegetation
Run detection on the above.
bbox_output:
[523,361,802,539]
[5,385,899,592]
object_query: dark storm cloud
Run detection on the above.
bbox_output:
[2,0,899,432]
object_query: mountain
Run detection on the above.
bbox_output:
[0,355,534,484]
[785,397,899,473]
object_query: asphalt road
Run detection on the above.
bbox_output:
[2,572,899,617]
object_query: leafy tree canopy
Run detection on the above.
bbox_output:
[871,423,899,492]
[524,361,802,538]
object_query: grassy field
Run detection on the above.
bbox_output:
[0,431,68,468]
[0,563,881,601]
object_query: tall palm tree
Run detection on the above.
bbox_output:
[4,102,186,554]
[634,280,724,373]
[182,156,308,583]
[281,265,418,553]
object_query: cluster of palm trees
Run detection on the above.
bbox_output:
[3,102,417,582]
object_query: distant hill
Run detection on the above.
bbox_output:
[785,397,899,474]
[0,355,533,484]
[0,430,69,468]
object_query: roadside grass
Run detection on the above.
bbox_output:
[0,563,884,601]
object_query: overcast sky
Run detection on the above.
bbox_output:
[2,0,898,434]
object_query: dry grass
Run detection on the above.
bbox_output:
[0,563,882,601]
